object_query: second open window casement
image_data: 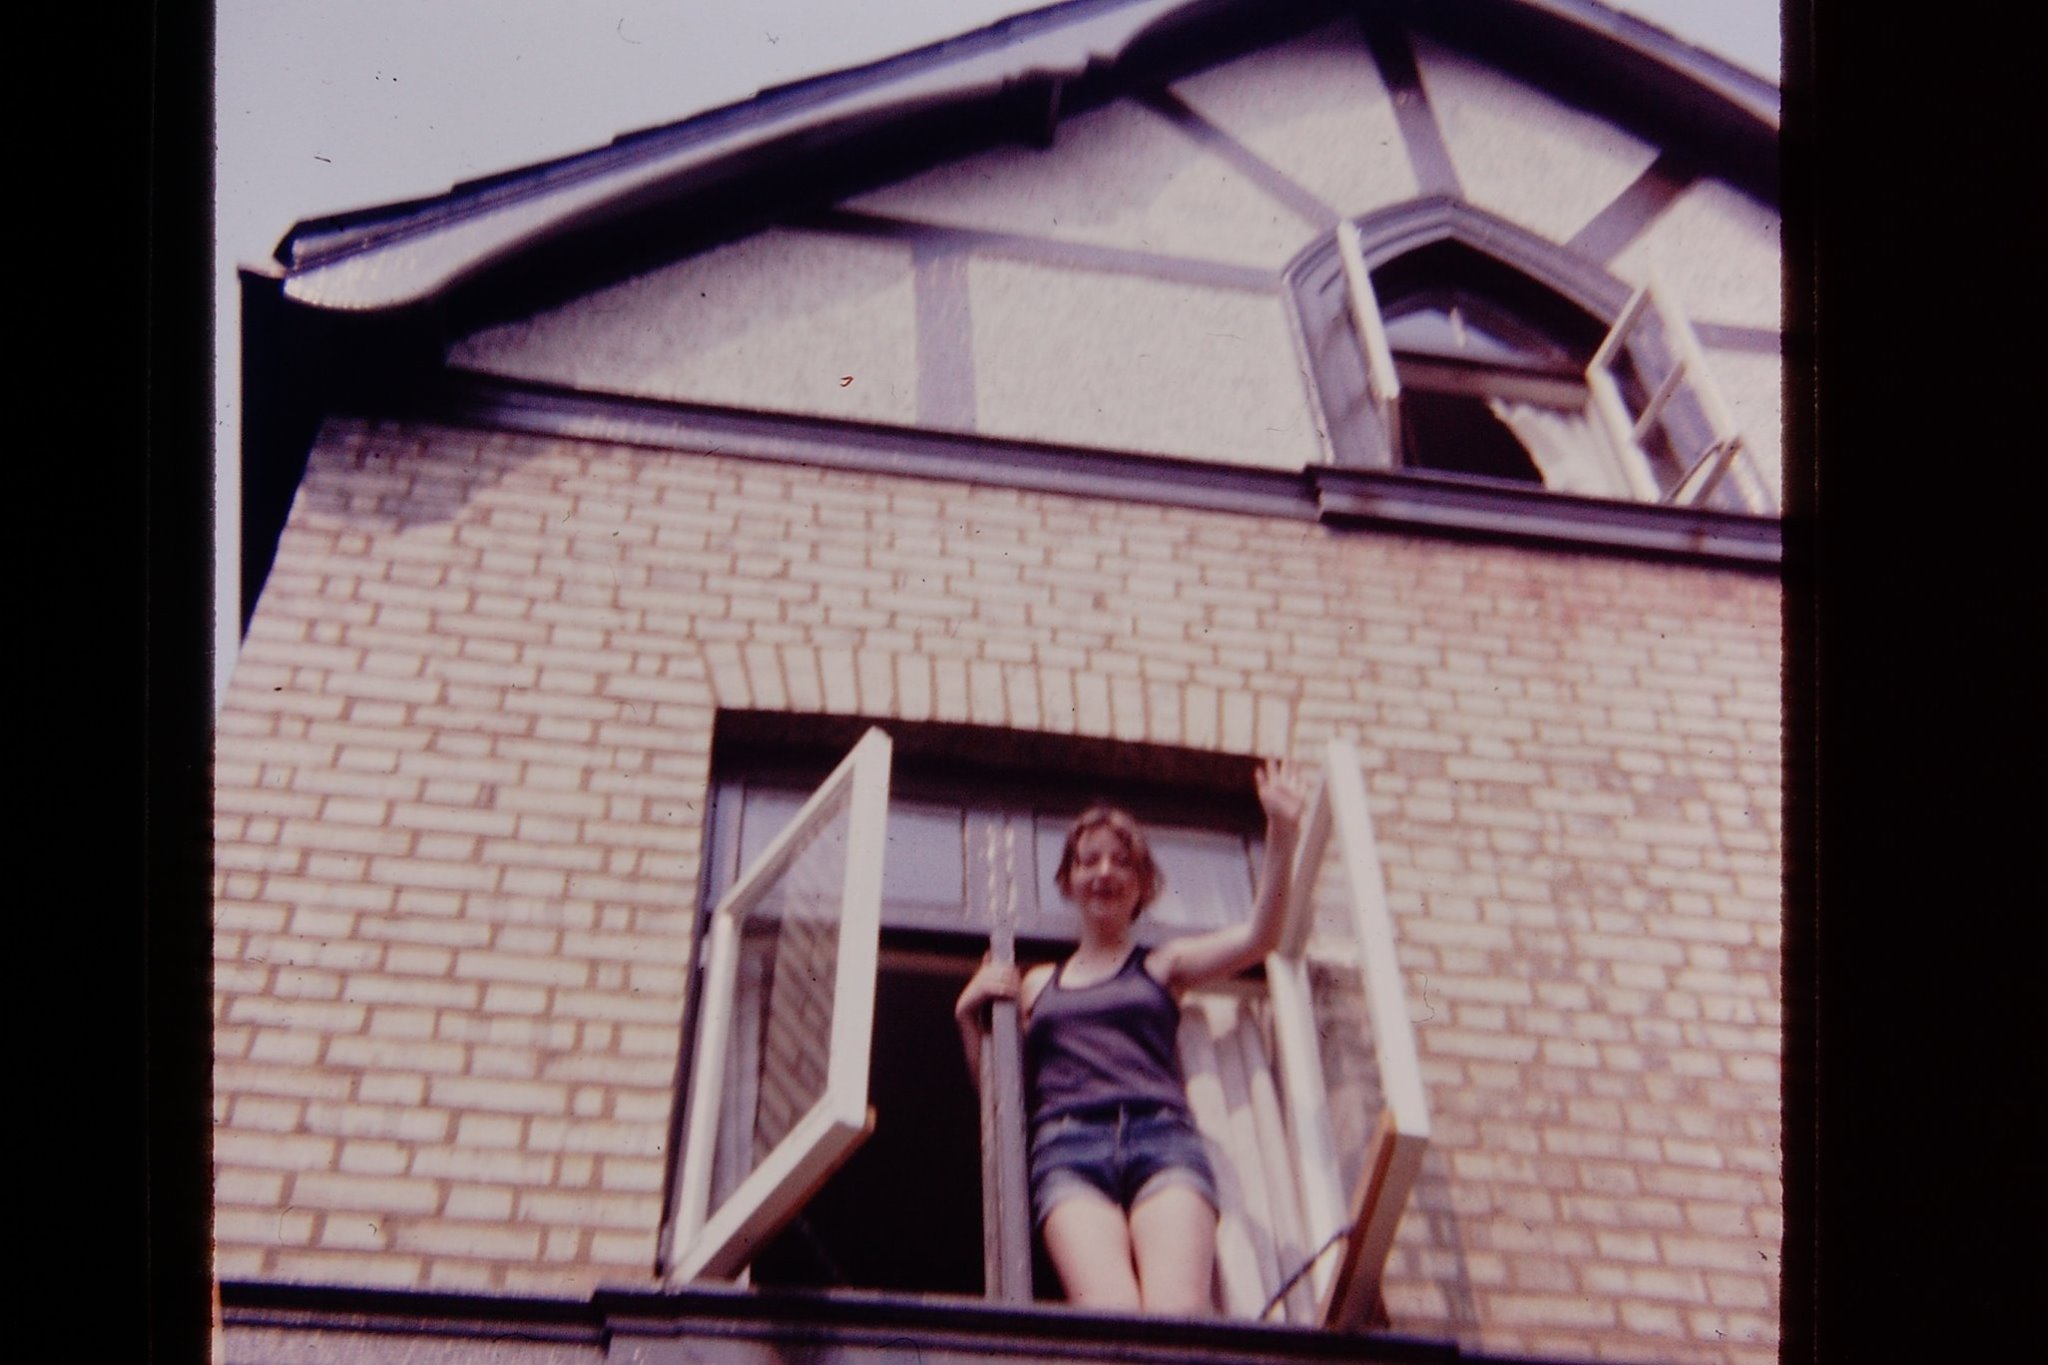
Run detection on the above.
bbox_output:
[658,727,1431,1331]
[1332,220,1773,515]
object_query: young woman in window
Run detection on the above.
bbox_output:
[953,760,1310,1314]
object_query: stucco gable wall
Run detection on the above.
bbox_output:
[1169,19,1418,219]
[844,96,1320,269]
[1409,33,1661,247]
[965,259,1323,467]
[445,25,1776,485]
[450,227,921,425]
[1607,177,1781,330]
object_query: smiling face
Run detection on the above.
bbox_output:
[1054,807,1162,927]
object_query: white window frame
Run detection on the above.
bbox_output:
[662,726,893,1285]
[1337,219,1404,460]
[1586,273,1767,511]
[1263,737,1431,1330]
[659,726,1427,1328]
[1338,228,1762,513]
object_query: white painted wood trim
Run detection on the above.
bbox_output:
[1323,739,1429,1141]
[665,726,894,1285]
[1265,948,1346,1307]
[1586,283,1671,503]
[1209,996,1284,1299]
[1239,1006,1316,1323]
[1338,220,1403,410]
[1308,737,1431,1327]
[1649,272,1742,444]
[1320,1113,1430,1331]
[1275,777,1333,960]
[671,908,740,1254]
[1179,1007,1265,1319]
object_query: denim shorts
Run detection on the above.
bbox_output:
[1028,1102,1220,1227]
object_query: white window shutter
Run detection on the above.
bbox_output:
[663,726,893,1284]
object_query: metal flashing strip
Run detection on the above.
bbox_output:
[1315,466,1781,567]
[426,372,1318,522]
[277,0,1201,311]
[413,373,1779,569]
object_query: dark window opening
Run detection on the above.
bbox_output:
[1396,389,1544,484]
[750,952,986,1295]
[1374,242,1607,365]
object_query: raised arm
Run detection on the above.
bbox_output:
[1149,759,1313,993]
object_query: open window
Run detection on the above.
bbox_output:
[1316,220,1772,516]
[660,720,1430,1332]
[1259,737,1431,1328]
[661,727,892,1283]
[1586,277,1770,511]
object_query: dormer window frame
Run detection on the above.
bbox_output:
[1293,201,1776,521]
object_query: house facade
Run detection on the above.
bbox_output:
[215,3,1785,1362]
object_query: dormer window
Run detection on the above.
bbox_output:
[1297,214,1773,516]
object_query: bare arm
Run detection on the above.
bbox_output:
[1149,759,1313,993]
[953,958,1020,1089]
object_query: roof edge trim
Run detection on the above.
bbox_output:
[276,0,1779,316]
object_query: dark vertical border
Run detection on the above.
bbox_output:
[1799,0,2037,1357]
[1775,1,1816,1358]
[147,0,218,1361]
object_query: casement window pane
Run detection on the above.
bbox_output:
[1306,958,1382,1203]
[1587,278,1767,513]
[667,729,891,1285]
[1267,738,1431,1329]
[715,793,850,1204]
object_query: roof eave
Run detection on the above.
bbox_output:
[274,0,1779,317]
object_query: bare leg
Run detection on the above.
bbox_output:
[1040,1194,1141,1311]
[1128,1184,1217,1316]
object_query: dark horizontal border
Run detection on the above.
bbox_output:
[218,1279,1589,1365]
[416,372,1781,571]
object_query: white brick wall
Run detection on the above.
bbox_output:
[215,418,1782,1363]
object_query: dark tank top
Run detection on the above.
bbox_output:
[1023,947,1191,1123]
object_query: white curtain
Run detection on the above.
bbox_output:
[1488,398,1634,500]
[1180,991,1320,1324]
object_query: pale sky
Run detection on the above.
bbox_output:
[212,0,1783,707]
